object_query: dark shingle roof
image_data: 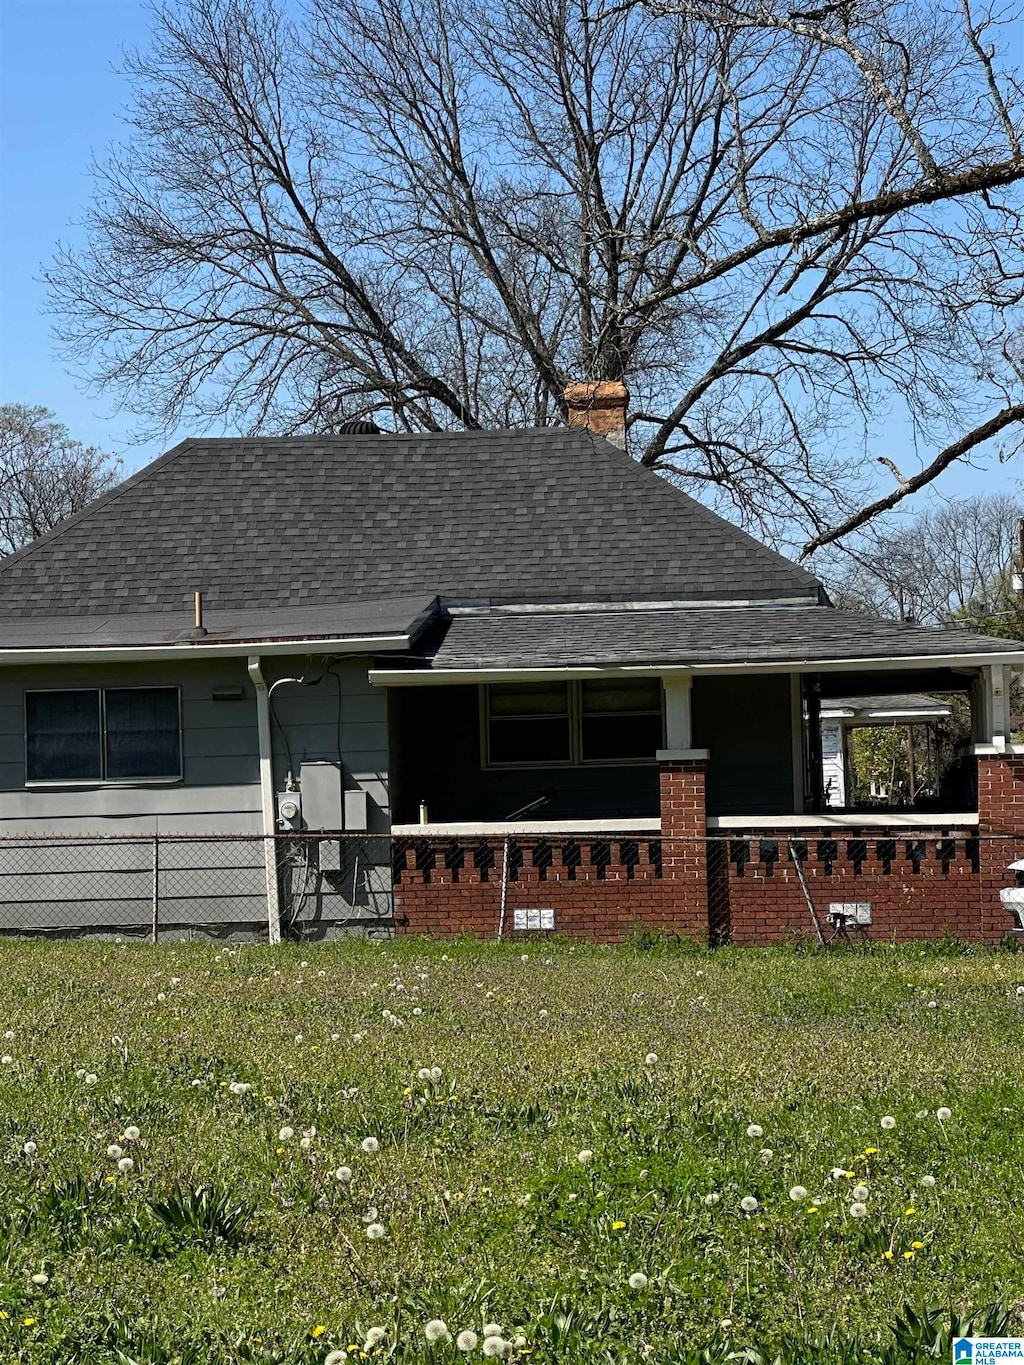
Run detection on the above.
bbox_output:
[0,429,821,618]
[413,606,1023,670]
[0,597,435,650]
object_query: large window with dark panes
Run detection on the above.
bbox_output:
[484,679,663,768]
[25,687,182,783]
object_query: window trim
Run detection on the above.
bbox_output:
[481,680,664,770]
[23,685,184,788]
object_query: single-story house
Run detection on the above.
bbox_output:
[0,382,1021,943]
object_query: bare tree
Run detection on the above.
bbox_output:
[823,492,1024,625]
[47,0,1024,541]
[0,406,121,556]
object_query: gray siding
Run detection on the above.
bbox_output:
[0,655,391,938]
[691,674,795,815]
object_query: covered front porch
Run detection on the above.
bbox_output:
[372,606,1024,943]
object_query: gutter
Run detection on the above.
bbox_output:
[247,656,282,945]
[0,634,410,666]
[368,652,1024,685]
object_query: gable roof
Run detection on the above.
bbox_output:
[0,429,822,619]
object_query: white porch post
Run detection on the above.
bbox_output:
[662,675,693,750]
[977,664,1011,751]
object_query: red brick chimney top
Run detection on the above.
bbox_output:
[564,380,628,449]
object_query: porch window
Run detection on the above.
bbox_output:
[484,680,663,767]
[25,687,181,783]
[580,679,663,762]
[485,682,572,765]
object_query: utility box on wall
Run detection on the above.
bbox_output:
[298,761,343,831]
[299,761,371,831]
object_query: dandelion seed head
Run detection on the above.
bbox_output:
[740,1196,759,1212]
[324,1353,346,1365]
[850,1202,868,1218]
[852,1184,869,1200]
[482,1324,502,1338]
[278,1126,294,1142]
[22,1141,37,1157]
[84,1073,98,1085]
[936,1107,952,1122]
[628,1272,649,1290]
[789,1186,808,1201]
[457,1330,479,1351]
[920,1174,936,1188]
[704,1192,720,1205]
[365,1222,386,1239]
[124,1126,140,1142]
[361,1136,380,1153]
[880,1115,896,1130]
[644,1052,658,1066]
[424,1319,449,1342]
[577,1148,594,1164]
[335,1166,353,1183]
[30,1273,48,1287]
[364,1328,386,1347]
[117,1157,134,1174]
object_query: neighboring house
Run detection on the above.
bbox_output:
[0,382,1021,943]
[821,695,955,807]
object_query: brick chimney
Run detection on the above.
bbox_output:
[564,380,628,450]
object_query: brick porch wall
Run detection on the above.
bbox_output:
[392,755,1024,944]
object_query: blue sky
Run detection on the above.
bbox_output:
[0,0,1019,508]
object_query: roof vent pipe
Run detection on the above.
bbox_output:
[190,590,208,638]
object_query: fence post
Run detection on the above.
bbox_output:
[151,834,160,944]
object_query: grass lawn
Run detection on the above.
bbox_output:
[2,938,1024,1363]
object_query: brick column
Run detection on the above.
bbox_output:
[977,753,1024,941]
[658,749,710,942]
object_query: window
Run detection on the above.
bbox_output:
[486,682,572,765]
[484,680,663,767]
[580,679,663,762]
[25,687,181,783]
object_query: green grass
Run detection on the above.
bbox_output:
[1,937,1024,1363]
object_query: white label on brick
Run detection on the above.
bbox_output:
[513,908,555,930]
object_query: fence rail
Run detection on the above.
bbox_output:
[0,827,1016,944]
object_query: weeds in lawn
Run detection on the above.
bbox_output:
[1,939,1023,1362]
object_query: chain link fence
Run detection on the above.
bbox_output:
[0,832,393,941]
[0,828,1017,944]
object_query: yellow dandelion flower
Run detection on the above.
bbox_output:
[883,1251,894,1260]
[312,1325,327,1338]
[905,1206,916,1215]
[904,1250,915,1260]
[22,1318,36,1327]
[402,1086,412,1095]
[845,1170,854,1178]
[865,1147,879,1155]
[612,1220,627,1230]
[808,1206,819,1214]
[0,1310,8,1320]
[276,1146,285,1154]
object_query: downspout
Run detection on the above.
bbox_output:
[248,655,282,945]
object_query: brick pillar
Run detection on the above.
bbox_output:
[658,750,710,942]
[978,754,1024,941]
